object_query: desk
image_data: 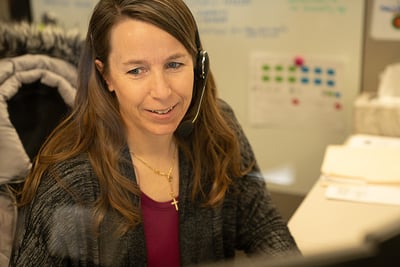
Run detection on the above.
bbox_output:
[288,178,400,256]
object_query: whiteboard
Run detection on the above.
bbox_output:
[185,0,365,194]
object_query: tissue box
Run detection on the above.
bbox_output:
[354,92,400,137]
[378,63,400,99]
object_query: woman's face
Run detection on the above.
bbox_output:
[97,18,194,138]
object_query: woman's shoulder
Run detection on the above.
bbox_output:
[217,98,247,139]
[217,98,259,171]
[38,153,99,199]
[52,153,93,178]
[233,171,266,193]
[217,98,235,116]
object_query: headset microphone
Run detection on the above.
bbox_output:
[176,50,209,137]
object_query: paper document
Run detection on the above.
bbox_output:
[321,145,400,184]
[325,184,400,206]
[346,134,400,148]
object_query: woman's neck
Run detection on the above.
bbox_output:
[127,132,176,160]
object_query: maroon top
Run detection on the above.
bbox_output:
[141,192,180,267]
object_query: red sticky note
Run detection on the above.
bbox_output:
[294,56,304,66]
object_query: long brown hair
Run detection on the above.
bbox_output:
[19,0,253,234]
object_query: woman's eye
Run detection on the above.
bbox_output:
[167,62,183,69]
[128,68,143,75]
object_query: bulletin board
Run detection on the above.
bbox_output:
[185,0,365,194]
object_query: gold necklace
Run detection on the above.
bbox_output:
[130,151,179,211]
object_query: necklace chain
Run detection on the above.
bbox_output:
[130,150,179,211]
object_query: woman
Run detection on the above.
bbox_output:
[11,0,300,266]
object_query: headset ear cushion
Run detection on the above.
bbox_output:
[196,50,209,80]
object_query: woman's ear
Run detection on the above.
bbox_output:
[95,59,114,92]
[95,59,104,73]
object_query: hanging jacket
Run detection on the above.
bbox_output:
[0,21,83,266]
[0,53,78,267]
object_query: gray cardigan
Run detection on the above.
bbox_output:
[11,104,299,267]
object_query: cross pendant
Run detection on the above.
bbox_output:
[171,197,179,211]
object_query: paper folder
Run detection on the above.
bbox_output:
[321,145,400,184]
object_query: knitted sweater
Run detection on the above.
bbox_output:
[10,104,299,267]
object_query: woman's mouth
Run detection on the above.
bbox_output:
[148,105,175,115]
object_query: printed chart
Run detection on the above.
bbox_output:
[249,53,345,130]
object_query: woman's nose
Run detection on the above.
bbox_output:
[149,70,171,99]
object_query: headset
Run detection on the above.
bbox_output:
[175,30,209,137]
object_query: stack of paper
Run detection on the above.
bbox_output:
[321,145,400,184]
[321,135,400,206]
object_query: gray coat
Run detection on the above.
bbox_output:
[0,53,78,267]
